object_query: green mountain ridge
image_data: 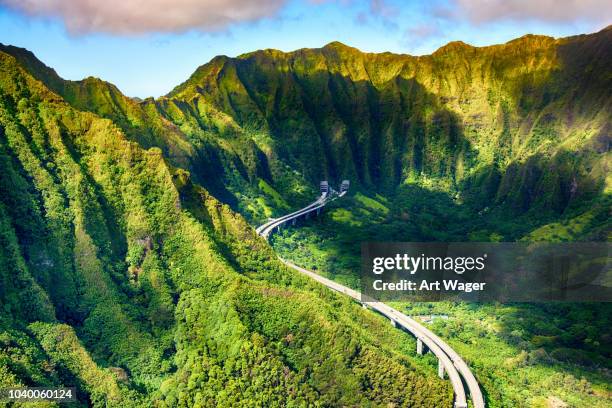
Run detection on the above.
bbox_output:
[0,47,453,406]
[0,25,610,407]
[163,27,611,239]
[4,27,610,229]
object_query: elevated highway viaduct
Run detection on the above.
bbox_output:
[256,181,484,408]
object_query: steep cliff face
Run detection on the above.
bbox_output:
[0,50,453,407]
[0,44,300,221]
[3,27,610,225]
[167,28,610,200]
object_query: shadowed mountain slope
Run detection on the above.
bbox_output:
[0,48,453,407]
[3,27,610,226]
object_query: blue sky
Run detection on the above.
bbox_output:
[0,0,609,98]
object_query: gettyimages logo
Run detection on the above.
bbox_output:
[372,253,488,275]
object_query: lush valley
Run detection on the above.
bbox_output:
[0,49,453,406]
[0,25,610,407]
[271,193,611,406]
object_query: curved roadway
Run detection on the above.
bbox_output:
[256,196,326,239]
[256,192,485,408]
[256,191,347,239]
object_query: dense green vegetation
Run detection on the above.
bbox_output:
[0,24,610,407]
[0,50,453,406]
[271,191,611,407]
[405,302,611,407]
[3,27,610,227]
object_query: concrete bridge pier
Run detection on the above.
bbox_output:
[417,338,424,355]
[316,208,321,216]
[390,319,397,328]
[438,359,445,379]
[362,303,368,309]
[292,218,297,226]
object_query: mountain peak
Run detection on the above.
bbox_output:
[505,33,556,46]
[324,41,349,48]
[322,41,361,53]
[432,40,474,55]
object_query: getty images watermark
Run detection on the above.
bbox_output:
[361,242,611,302]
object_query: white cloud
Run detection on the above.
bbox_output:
[2,0,609,37]
[0,0,288,35]
[445,0,612,24]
